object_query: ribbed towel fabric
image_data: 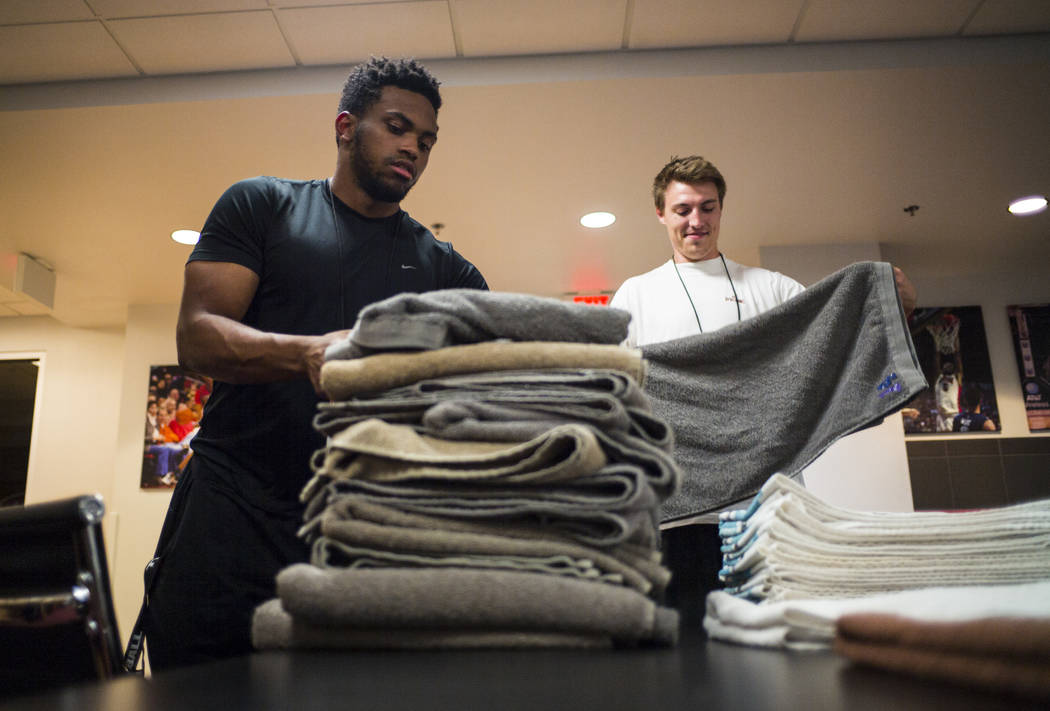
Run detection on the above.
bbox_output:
[713,474,1050,600]
[716,474,1050,602]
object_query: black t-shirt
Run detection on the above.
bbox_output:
[187,176,488,512]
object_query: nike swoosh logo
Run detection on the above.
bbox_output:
[401,264,417,270]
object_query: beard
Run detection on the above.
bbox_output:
[349,129,415,203]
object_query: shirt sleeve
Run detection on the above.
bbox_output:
[188,177,277,275]
[609,281,638,347]
[444,243,489,290]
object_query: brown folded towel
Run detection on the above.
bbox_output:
[253,599,613,650]
[320,341,645,400]
[834,613,1050,701]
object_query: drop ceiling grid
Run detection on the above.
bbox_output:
[86,0,270,17]
[107,11,296,75]
[0,21,138,83]
[795,0,982,42]
[450,0,627,57]
[627,0,804,49]
[277,1,457,66]
[964,0,1050,35]
[0,0,96,24]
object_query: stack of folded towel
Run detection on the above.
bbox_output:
[704,473,1050,699]
[252,290,682,650]
[715,474,1050,603]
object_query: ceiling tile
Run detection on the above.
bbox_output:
[88,0,269,18]
[270,0,410,6]
[108,11,295,75]
[0,22,138,84]
[278,1,455,66]
[0,0,94,24]
[964,0,1050,35]
[452,0,626,56]
[796,0,980,42]
[629,0,804,49]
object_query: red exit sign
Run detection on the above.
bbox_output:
[572,294,610,306]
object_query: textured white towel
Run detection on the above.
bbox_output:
[704,581,1050,651]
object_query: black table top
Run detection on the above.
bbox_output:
[1,629,1039,711]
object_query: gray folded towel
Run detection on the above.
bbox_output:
[325,289,631,360]
[309,500,663,593]
[643,262,926,520]
[311,537,627,584]
[271,564,679,646]
[301,477,660,549]
[303,497,671,591]
[253,599,613,650]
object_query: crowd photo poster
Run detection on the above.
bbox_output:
[141,365,211,489]
[1007,304,1050,432]
[902,306,1000,435]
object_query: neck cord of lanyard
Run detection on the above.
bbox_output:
[671,252,740,334]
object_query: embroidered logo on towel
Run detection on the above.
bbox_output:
[876,371,901,399]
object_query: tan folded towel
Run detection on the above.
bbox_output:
[320,341,645,400]
[317,419,606,485]
[834,613,1050,701]
[253,598,613,650]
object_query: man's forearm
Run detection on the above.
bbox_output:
[177,312,318,384]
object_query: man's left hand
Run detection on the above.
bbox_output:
[893,266,917,317]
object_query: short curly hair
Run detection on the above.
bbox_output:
[652,155,726,211]
[338,56,442,118]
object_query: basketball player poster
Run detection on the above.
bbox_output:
[1007,304,1050,432]
[902,306,1000,435]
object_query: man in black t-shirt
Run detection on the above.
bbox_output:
[140,57,487,671]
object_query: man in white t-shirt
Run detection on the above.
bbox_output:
[610,156,916,346]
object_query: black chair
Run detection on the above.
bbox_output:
[0,494,125,696]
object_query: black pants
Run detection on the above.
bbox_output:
[660,522,723,636]
[142,457,310,671]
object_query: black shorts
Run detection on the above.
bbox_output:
[142,456,310,671]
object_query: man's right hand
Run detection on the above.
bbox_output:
[177,261,349,392]
[305,330,351,396]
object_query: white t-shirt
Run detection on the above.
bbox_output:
[610,256,805,347]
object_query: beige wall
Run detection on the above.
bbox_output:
[3,316,124,507]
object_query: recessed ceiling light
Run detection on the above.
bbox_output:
[1008,195,1047,216]
[580,212,616,228]
[172,229,200,245]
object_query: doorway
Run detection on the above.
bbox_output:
[0,357,41,506]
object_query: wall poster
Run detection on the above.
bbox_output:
[141,365,211,489]
[901,306,1000,435]
[1007,304,1050,432]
